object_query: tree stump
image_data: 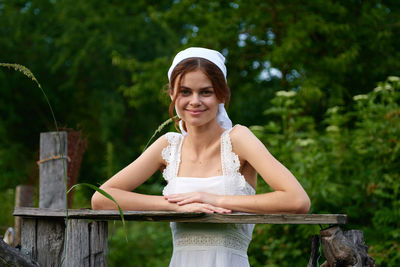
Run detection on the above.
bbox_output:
[320,226,376,267]
[0,239,39,267]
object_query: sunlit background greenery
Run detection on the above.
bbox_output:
[1,0,399,266]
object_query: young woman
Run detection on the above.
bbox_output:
[91,47,310,267]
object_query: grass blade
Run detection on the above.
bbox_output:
[67,183,127,241]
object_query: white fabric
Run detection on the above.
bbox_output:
[216,103,233,131]
[177,103,232,136]
[168,47,227,80]
[162,128,255,267]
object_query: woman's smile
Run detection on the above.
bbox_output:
[185,108,207,116]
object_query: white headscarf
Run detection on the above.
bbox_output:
[168,47,232,135]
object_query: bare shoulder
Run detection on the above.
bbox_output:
[229,125,268,159]
[150,134,168,149]
[229,125,258,145]
[141,133,171,160]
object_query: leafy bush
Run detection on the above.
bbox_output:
[107,221,172,267]
[248,76,400,266]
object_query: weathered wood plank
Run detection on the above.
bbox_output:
[39,131,68,209]
[89,221,108,267]
[14,207,347,224]
[20,218,65,266]
[14,185,34,247]
[36,219,65,267]
[20,218,37,262]
[65,219,90,267]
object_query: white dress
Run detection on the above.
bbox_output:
[162,128,256,267]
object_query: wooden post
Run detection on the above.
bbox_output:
[39,131,68,209]
[35,219,65,266]
[20,131,108,267]
[65,220,107,267]
[65,219,90,267]
[21,132,68,266]
[14,185,34,247]
[89,221,108,267]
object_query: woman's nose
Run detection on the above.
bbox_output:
[189,93,201,106]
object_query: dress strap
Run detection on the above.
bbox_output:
[220,125,256,195]
[162,132,183,182]
[220,125,241,177]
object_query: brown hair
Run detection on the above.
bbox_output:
[168,57,231,131]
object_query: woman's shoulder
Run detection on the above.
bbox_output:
[229,124,254,141]
[228,124,264,155]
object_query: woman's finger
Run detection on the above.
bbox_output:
[202,204,231,214]
[165,194,194,202]
[177,197,198,205]
[167,194,201,204]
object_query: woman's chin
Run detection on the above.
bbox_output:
[183,118,218,129]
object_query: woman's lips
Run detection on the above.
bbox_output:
[185,109,205,115]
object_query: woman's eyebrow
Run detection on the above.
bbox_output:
[180,86,214,90]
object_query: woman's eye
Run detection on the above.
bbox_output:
[180,90,191,96]
[201,90,213,95]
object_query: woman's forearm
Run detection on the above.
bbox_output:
[217,191,311,214]
[91,188,177,211]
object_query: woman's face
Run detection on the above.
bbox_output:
[172,70,220,129]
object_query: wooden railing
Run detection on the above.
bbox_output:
[14,208,348,224]
[13,207,347,267]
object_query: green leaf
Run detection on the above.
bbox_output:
[67,183,128,241]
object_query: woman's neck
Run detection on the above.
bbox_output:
[183,122,225,154]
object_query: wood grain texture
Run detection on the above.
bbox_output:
[14,207,347,224]
[65,219,90,267]
[36,219,65,267]
[89,221,108,267]
[307,235,320,267]
[20,218,37,262]
[39,131,68,209]
[64,220,108,267]
[15,185,34,247]
[320,226,376,267]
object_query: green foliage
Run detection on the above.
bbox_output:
[0,189,16,233]
[250,77,400,266]
[249,224,320,267]
[107,221,172,267]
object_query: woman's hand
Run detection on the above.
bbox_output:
[175,202,231,214]
[166,192,231,213]
[165,192,221,206]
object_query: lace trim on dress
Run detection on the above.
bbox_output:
[162,132,183,183]
[173,232,250,257]
[221,129,256,195]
